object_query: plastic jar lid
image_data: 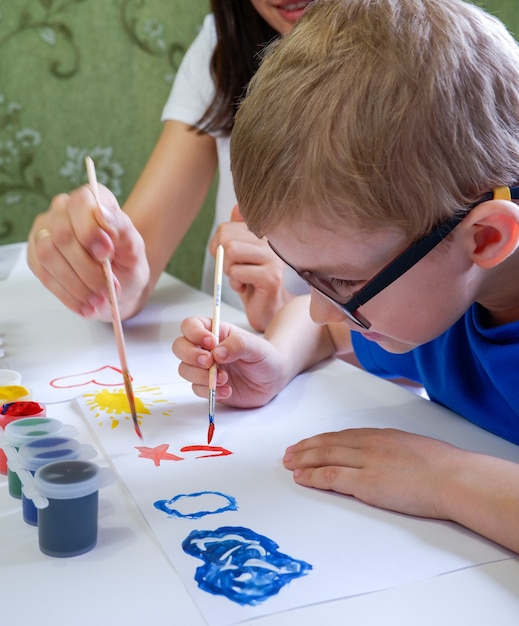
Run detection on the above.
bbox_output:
[0,370,22,386]
[34,460,104,499]
[4,417,64,446]
[18,436,82,472]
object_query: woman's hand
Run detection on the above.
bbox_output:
[27,184,149,321]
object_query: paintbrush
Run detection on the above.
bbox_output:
[85,156,142,439]
[207,244,224,444]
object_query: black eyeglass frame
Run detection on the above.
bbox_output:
[268,186,519,330]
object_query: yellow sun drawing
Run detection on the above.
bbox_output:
[83,385,173,429]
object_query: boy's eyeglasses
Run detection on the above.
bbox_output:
[268,185,519,330]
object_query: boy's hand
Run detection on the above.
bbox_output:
[283,428,454,519]
[173,316,290,408]
[27,184,149,321]
[209,204,291,332]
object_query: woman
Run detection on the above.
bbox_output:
[27,0,310,330]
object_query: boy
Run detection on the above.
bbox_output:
[173,0,519,552]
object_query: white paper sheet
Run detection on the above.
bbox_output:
[74,366,517,626]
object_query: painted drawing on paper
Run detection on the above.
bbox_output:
[50,365,129,388]
[136,443,184,465]
[183,526,312,606]
[82,385,171,429]
[154,491,238,519]
[137,445,233,465]
[73,378,508,626]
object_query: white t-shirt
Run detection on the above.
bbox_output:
[162,14,307,309]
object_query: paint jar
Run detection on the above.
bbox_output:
[2,417,77,499]
[17,437,97,526]
[0,401,46,475]
[33,460,116,557]
[0,384,31,404]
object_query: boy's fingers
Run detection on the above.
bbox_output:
[230,204,244,222]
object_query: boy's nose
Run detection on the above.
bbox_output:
[309,289,348,325]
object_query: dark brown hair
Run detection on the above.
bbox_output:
[197,0,279,134]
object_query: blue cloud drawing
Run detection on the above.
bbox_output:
[154,491,238,519]
[183,525,312,605]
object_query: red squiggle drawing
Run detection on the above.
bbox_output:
[180,445,233,459]
[50,365,128,388]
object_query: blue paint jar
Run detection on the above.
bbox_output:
[33,460,116,557]
[3,417,75,499]
[17,437,97,526]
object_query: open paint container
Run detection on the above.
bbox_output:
[0,401,46,475]
[16,437,97,526]
[0,384,31,404]
[1,417,77,498]
[33,460,116,557]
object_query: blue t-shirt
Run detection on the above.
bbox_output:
[352,304,519,445]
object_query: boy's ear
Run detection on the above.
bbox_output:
[464,199,519,269]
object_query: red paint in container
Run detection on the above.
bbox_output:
[33,460,116,557]
[1,401,46,420]
[0,402,46,474]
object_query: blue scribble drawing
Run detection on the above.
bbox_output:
[182,526,312,605]
[154,491,238,519]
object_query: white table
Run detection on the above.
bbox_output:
[1,244,518,625]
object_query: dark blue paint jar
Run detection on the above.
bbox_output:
[17,437,96,526]
[33,460,116,557]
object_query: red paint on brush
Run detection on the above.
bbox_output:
[207,421,215,444]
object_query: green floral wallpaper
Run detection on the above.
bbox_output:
[0,0,210,286]
[0,1,517,288]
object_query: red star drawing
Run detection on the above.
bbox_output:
[135,443,183,466]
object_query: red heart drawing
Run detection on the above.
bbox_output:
[50,365,127,388]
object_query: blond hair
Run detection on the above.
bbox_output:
[231,0,519,239]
